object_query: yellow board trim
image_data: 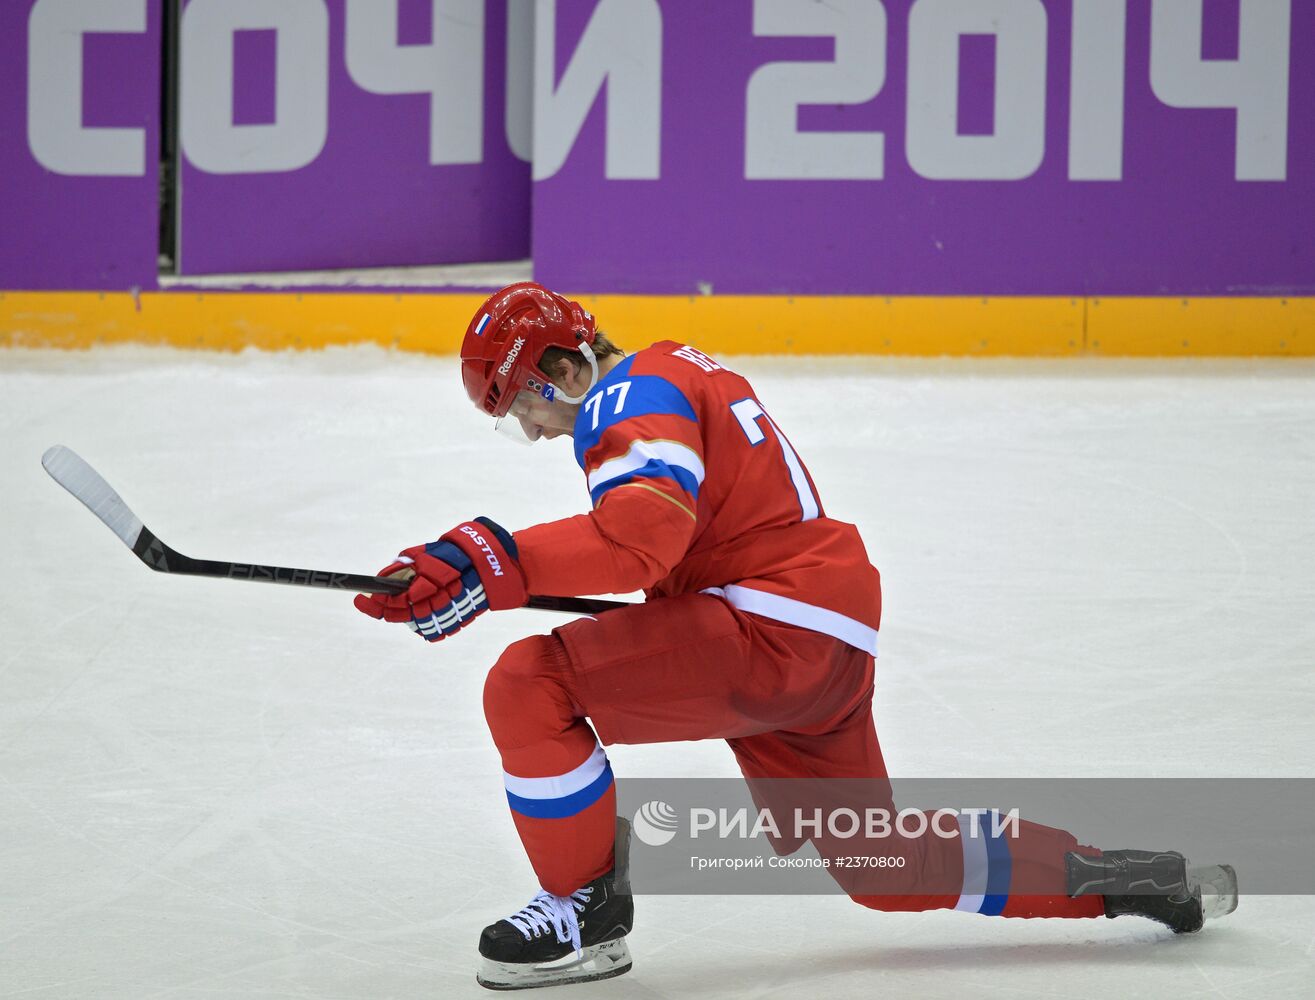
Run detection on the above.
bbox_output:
[1,291,1311,356]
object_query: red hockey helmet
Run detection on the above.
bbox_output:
[460,282,599,418]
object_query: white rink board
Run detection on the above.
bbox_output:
[1,347,1313,999]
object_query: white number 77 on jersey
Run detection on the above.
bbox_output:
[730,398,820,522]
[584,381,632,430]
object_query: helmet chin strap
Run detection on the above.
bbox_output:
[550,341,599,405]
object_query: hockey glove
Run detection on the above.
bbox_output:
[354,517,527,642]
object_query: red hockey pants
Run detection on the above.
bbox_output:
[482,592,1101,918]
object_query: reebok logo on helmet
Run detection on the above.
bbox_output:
[497,336,527,377]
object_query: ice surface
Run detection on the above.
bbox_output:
[2,347,1313,999]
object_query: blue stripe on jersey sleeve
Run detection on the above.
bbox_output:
[573,359,699,469]
[589,459,702,506]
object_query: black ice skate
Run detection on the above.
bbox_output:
[1066,849,1239,934]
[476,817,634,991]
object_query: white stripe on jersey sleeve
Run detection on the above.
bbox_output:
[586,440,706,494]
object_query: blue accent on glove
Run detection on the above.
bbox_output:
[474,515,519,560]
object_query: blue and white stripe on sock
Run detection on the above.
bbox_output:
[503,744,614,820]
[954,810,1013,915]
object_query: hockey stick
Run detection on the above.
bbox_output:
[40,445,628,616]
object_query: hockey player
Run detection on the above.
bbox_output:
[355,283,1236,990]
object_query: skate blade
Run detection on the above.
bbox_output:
[1190,864,1239,920]
[477,938,632,991]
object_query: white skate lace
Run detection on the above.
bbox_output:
[505,887,593,956]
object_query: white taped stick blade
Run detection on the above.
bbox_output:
[41,446,145,549]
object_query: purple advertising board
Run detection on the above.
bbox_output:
[532,0,1314,296]
[176,0,530,275]
[1,0,161,291]
[6,0,1310,299]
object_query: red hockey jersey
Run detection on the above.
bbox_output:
[514,342,881,654]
